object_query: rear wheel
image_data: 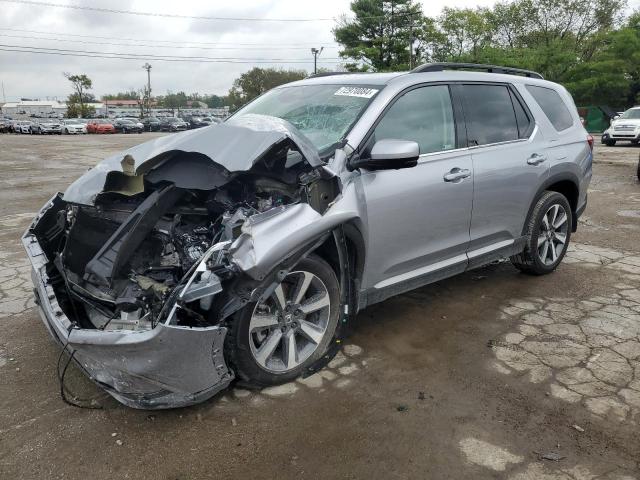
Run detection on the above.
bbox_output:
[226,254,340,387]
[511,191,572,275]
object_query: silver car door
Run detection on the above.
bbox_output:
[458,83,549,266]
[356,84,474,293]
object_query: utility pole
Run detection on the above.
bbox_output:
[142,63,152,115]
[311,47,323,74]
[1,81,5,103]
[409,14,414,70]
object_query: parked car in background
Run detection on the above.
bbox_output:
[602,106,640,146]
[186,116,211,129]
[17,121,34,134]
[123,117,144,129]
[33,120,63,135]
[159,117,188,132]
[87,119,116,134]
[0,118,10,133]
[141,116,162,131]
[61,119,87,134]
[113,119,144,134]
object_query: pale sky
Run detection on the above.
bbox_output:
[0,0,635,101]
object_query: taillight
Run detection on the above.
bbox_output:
[587,134,594,151]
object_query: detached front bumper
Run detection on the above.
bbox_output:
[22,199,234,409]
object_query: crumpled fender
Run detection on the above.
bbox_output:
[228,202,358,281]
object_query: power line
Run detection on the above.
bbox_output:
[0,43,341,61]
[0,32,339,51]
[0,0,337,22]
[0,46,343,64]
[0,27,339,47]
[0,0,420,23]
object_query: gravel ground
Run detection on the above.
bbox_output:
[0,134,639,479]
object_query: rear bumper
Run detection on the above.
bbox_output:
[22,198,234,409]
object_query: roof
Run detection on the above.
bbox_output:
[1,100,66,108]
[105,99,140,106]
[283,68,558,91]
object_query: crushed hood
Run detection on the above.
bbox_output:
[63,114,323,205]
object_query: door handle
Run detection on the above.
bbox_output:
[443,168,471,182]
[527,153,547,165]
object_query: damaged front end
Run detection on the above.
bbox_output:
[23,115,346,409]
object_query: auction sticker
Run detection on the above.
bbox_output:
[334,87,379,98]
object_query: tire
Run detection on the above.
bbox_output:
[225,254,340,387]
[511,191,573,275]
[604,139,616,146]
[636,154,640,182]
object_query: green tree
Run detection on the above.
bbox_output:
[64,72,94,117]
[226,67,307,110]
[102,90,140,100]
[333,0,428,71]
[162,91,188,113]
[563,11,640,106]
[202,94,229,108]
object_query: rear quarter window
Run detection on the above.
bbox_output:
[525,85,574,131]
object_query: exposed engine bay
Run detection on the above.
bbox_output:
[33,146,337,334]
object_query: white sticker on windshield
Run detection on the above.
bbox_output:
[334,86,379,98]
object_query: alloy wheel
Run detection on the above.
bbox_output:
[248,270,331,373]
[537,203,569,265]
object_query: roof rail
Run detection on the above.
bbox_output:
[307,71,358,78]
[411,62,544,79]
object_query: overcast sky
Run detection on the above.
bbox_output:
[0,0,636,101]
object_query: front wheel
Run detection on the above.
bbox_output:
[225,254,340,387]
[511,191,572,275]
[604,139,616,146]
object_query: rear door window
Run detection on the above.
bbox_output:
[461,84,519,146]
[509,90,533,139]
[525,85,573,131]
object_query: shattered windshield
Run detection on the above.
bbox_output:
[234,84,381,153]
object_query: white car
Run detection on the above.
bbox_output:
[34,120,62,135]
[62,119,88,134]
[17,121,33,134]
[602,107,640,146]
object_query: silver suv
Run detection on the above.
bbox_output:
[24,63,592,409]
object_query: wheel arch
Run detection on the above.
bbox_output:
[310,221,366,315]
[526,173,580,234]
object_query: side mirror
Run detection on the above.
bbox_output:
[613,115,620,120]
[349,139,420,171]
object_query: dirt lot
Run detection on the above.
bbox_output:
[1,134,639,480]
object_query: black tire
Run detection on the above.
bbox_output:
[225,254,340,387]
[511,191,573,275]
[636,154,640,182]
[604,139,616,146]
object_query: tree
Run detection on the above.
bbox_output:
[102,90,140,100]
[563,11,640,106]
[162,91,188,113]
[333,0,428,71]
[226,68,307,110]
[64,73,93,117]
